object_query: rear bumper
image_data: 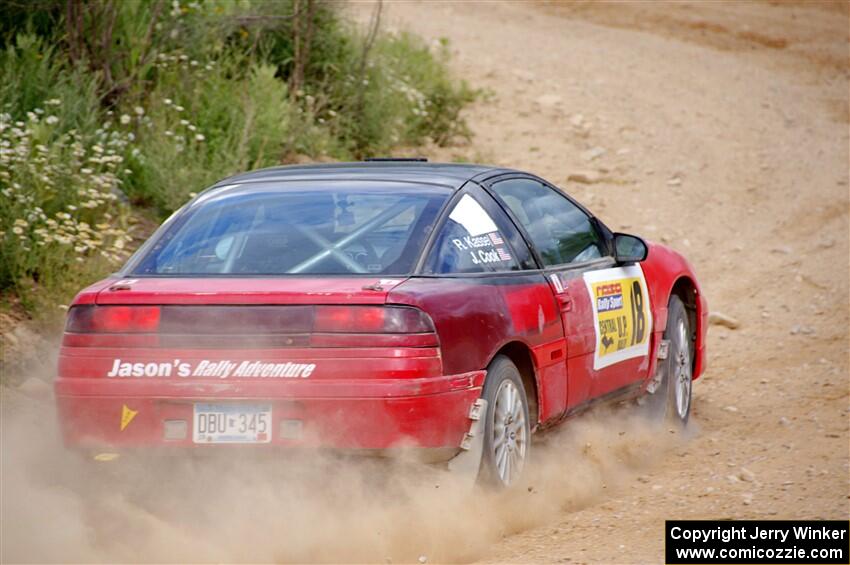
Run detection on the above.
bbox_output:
[54,371,485,452]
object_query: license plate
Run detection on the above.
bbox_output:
[193,403,272,444]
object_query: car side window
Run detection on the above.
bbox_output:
[491,178,607,267]
[425,193,530,274]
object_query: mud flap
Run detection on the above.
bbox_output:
[447,399,487,485]
[646,338,670,395]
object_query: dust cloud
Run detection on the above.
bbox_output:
[1,371,686,564]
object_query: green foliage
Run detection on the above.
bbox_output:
[381,34,476,146]
[0,0,64,45]
[332,30,476,155]
[0,36,132,315]
[249,7,476,157]
[0,0,475,317]
[0,34,101,135]
[125,59,296,212]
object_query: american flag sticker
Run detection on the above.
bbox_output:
[488,232,504,245]
[496,247,512,261]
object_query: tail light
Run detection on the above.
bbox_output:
[63,305,436,347]
[66,305,161,333]
[314,306,434,334]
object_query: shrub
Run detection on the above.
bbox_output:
[0,1,476,319]
[0,77,133,315]
[337,30,476,155]
[123,57,295,213]
[380,34,476,147]
[0,34,101,136]
[250,6,476,157]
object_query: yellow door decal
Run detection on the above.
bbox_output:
[583,265,652,370]
[120,404,138,431]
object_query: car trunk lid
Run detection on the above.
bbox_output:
[63,275,439,353]
[94,276,408,305]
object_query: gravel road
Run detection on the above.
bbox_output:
[359,1,849,561]
[2,2,847,563]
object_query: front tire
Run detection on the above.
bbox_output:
[645,295,693,426]
[479,356,531,488]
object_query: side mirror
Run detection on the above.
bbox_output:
[613,233,648,263]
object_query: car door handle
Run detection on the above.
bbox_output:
[556,295,572,312]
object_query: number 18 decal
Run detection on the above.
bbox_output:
[583,265,653,370]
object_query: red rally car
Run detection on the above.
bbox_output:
[56,160,707,486]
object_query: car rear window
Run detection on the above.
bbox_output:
[129,182,449,275]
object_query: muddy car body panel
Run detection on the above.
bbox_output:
[55,162,705,455]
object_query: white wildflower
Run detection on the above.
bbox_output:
[194,133,205,141]
[120,114,131,125]
[133,106,145,116]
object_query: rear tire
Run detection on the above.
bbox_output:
[644,295,693,426]
[478,355,531,488]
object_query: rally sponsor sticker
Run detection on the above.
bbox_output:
[106,358,316,379]
[584,265,652,370]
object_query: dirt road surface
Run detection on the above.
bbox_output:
[2,2,848,563]
[355,1,849,561]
